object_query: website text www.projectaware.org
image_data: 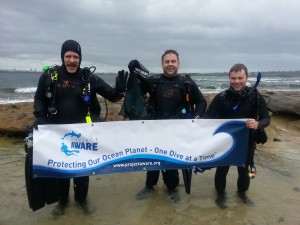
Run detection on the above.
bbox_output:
[113,161,161,168]
[46,160,160,169]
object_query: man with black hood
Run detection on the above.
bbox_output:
[33,40,128,215]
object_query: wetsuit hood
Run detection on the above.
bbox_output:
[61,40,82,70]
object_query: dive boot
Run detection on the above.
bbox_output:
[52,202,68,216]
[77,200,95,215]
[168,189,180,204]
[136,186,153,200]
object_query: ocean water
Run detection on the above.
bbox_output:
[0,70,299,104]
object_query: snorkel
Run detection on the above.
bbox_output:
[232,72,262,112]
[232,71,262,179]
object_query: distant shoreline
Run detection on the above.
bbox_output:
[1,69,300,75]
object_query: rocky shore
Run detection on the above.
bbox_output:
[0,91,299,137]
[0,91,299,225]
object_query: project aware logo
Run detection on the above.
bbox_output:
[60,131,99,156]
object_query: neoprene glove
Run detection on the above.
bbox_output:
[128,59,149,78]
[115,70,128,94]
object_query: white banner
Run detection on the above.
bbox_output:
[33,119,249,178]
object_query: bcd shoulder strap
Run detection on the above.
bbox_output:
[149,74,191,101]
[43,65,59,115]
[150,74,163,93]
[148,73,192,100]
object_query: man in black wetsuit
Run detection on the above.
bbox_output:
[205,63,270,201]
[135,49,207,202]
[33,40,127,215]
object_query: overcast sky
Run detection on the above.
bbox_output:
[1,0,300,73]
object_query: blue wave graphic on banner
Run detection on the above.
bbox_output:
[212,120,247,161]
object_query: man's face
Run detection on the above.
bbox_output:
[64,51,80,73]
[162,53,180,77]
[229,69,248,91]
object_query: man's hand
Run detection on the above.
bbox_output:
[246,119,259,130]
[115,70,128,94]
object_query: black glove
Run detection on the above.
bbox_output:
[115,70,128,94]
[128,59,149,78]
[32,117,48,130]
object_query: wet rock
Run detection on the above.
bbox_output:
[0,98,124,136]
[261,91,300,116]
[0,91,299,135]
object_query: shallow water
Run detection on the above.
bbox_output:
[0,125,299,225]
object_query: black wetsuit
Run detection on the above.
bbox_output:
[33,65,123,204]
[205,86,270,193]
[140,74,207,191]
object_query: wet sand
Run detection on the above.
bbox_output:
[0,115,299,225]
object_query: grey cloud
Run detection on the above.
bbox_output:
[0,0,300,72]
